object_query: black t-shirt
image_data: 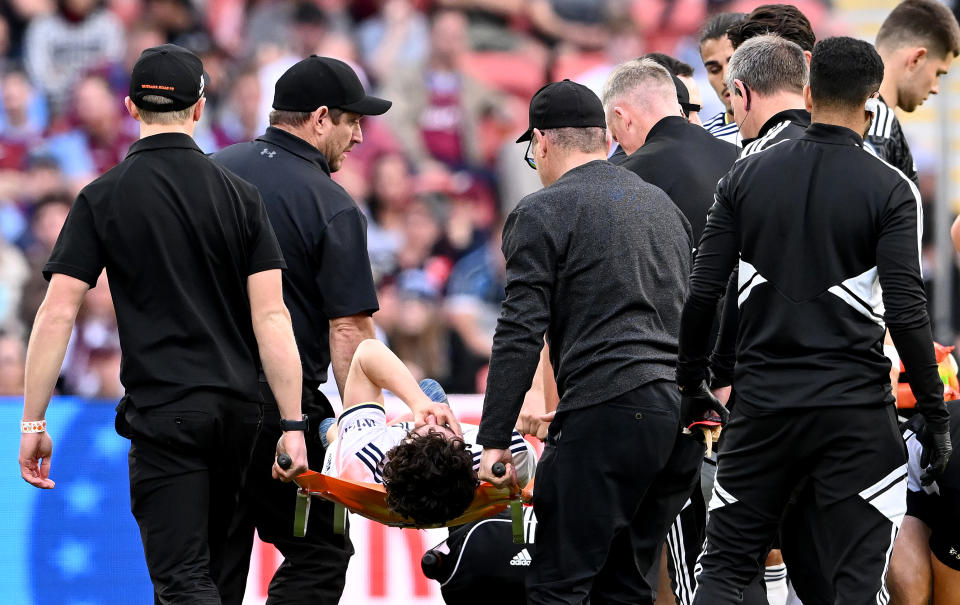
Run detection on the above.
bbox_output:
[44,132,285,407]
[212,127,379,384]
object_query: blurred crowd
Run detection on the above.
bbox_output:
[0,0,924,398]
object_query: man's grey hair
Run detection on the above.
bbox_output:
[725,34,808,97]
[269,107,346,127]
[601,58,676,115]
[540,127,607,154]
[137,95,197,125]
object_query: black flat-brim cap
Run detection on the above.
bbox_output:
[273,55,392,115]
[672,74,690,106]
[130,44,207,111]
[516,79,607,143]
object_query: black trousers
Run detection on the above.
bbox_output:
[118,392,262,605]
[693,404,907,605]
[527,380,704,605]
[219,383,353,605]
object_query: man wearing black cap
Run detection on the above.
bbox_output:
[212,56,390,605]
[476,80,707,604]
[17,44,308,604]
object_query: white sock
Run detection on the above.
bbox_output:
[765,563,788,605]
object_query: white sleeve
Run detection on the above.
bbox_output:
[329,403,392,483]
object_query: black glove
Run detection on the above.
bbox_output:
[918,424,952,486]
[679,380,730,430]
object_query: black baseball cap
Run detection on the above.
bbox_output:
[273,56,392,115]
[130,44,206,111]
[516,79,606,143]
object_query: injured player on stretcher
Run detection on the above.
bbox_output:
[317,339,537,525]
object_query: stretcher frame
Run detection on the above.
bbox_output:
[291,471,534,543]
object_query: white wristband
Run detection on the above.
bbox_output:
[21,420,46,434]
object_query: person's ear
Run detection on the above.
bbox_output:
[533,128,547,160]
[733,79,749,110]
[124,96,139,122]
[613,106,629,129]
[313,105,329,131]
[193,97,206,122]
[803,50,812,66]
[908,47,928,70]
[803,84,813,113]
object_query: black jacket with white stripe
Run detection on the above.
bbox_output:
[865,96,918,185]
[678,123,948,430]
[738,109,810,158]
[710,109,810,385]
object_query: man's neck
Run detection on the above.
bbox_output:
[545,152,607,186]
[272,123,320,151]
[878,50,900,109]
[878,78,898,111]
[809,108,867,138]
[619,127,647,155]
[741,92,806,140]
[621,111,676,154]
[139,122,195,139]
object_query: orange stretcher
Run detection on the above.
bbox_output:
[289,471,535,543]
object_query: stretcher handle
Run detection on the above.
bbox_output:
[278,453,292,470]
[492,462,506,477]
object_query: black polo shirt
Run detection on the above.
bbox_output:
[619,116,739,243]
[212,127,379,385]
[44,132,286,407]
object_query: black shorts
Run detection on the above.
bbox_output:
[906,489,960,571]
[903,411,960,573]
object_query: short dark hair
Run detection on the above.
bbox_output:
[644,52,694,77]
[728,4,816,52]
[699,12,747,46]
[810,37,884,111]
[381,431,478,526]
[269,107,345,127]
[876,0,960,58]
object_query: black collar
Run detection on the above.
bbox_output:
[127,132,204,157]
[802,122,864,147]
[739,109,811,147]
[645,115,695,144]
[257,127,331,175]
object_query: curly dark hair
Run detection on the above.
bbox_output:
[727,4,816,52]
[381,431,478,525]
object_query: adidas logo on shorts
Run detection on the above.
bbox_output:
[510,548,532,567]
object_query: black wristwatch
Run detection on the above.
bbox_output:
[280,414,309,432]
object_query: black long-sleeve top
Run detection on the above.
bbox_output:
[477,160,692,448]
[677,123,948,431]
[710,109,811,386]
[620,116,738,243]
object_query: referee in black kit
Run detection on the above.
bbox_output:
[677,37,951,604]
[213,56,388,604]
[17,44,307,603]
[477,80,705,604]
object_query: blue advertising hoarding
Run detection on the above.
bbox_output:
[0,397,152,604]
